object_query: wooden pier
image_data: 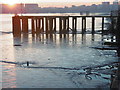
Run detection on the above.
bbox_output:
[12,15,118,37]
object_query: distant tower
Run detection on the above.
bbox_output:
[114,0,118,2]
[113,0,118,5]
[113,0,118,4]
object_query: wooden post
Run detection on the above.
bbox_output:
[72,17,77,33]
[82,17,84,34]
[67,17,69,32]
[63,18,66,33]
[36,19,39,35]
[59,17,62,34]
[92,17,95,34]
[49,18,53,33]
[53,18,56,32]
[74,17,77,33]
[12,16,21,37]
[45,17,48,34]
[72,17,74,33]
[22,17,28,33]
[84,17,86,33]
[38,19,40,29]
[31,18,35,36]
[102,17,104,34]
[42,18,44,33]
[27,61,29,66]
[82,17,86,34]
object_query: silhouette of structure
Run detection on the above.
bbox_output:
[12,15,118,37]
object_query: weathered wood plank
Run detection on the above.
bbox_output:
[45,17,48,34]
[42,18,44,33]
[92,17,95,34]
[12,16,21,37]
[31,18,35,36]
[102,17,104,34]
[22,17,28,33]
[67,17,69,32]
[53,18,56,32]
[59,17,62,34]
[82,17,86,34]
[13,15,118,35]
[18,16,118,19]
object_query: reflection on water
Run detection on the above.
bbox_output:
[13,34,98,47]
[2,33,118,88]
[1,13,119,88]
[2,63,16,88]
[1,33,17,88]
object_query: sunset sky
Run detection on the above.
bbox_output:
[0,0,118,7]
[0,0,116,3]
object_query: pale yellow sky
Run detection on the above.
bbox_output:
[0,0,117,7]
[37,2,103,7]
[1,0,115,3]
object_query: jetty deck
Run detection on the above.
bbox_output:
[12,15,118,37]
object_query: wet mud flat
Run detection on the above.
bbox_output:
[1,33,119,88]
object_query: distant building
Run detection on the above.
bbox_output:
[101,2,110,12]
[25,4,38,9]
[113,2,118,5]
[102,2,110,6]
[64,6,68,8]
[24,4,39,13]
[111,2,118,11]
[72,5,76,7]
[91,4,97,8]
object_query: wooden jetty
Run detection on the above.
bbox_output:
[12,15,118,37]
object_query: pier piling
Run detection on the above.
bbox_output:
[72,17,77,33]
[22,17,28,33]
[42,18,44,33]
[13,16,21,37]
[53,18,56,32]
[92,17,95,34]
[82,17,86,34]
[12,15,117,37]
[67,17,69,32]
[59,17,62,34]
[45,17,48,34]
[102,17,104,34]
[32,18,35,36]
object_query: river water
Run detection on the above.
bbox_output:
[0,13,118,88]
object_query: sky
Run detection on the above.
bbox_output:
[0,0,117,7]
[1,0,116,3]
